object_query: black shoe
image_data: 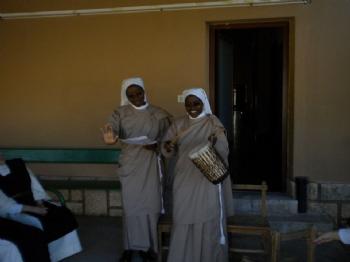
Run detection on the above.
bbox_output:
[139,249,158,262]
[119,250,132,262]
[139,251,148,262]
[146,249,158,261]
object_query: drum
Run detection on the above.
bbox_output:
[188,143,229,184]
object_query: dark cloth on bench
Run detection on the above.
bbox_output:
[0,217,50,262]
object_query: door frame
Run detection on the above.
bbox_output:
[208,18,295,193]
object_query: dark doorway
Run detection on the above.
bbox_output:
[210,20,292,192]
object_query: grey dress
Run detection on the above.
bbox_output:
[162,114,234,262]
[109,104,171,252]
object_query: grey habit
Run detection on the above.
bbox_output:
[109,104,171,252]
[162,114,234,262]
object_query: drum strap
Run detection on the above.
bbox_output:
[170,120,205,144]
[157,154,165,214]
[172,115,225,145]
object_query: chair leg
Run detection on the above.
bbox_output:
[307,227,316,262]
[261,231,273,262]
[158,229,162,262]
[271,231,280,262]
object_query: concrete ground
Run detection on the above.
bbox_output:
[64,216,123,262]
[63,216,349,262]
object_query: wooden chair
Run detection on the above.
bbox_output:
[272,227,316,262]
[227,181,276,261]
[157,214,172,262]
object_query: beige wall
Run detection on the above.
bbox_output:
[0,0,349,182]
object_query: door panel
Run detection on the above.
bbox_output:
[214,26,286,191]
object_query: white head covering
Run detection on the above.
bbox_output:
[182,88,212,118]
[0,164,10,176]
[120,77,148,109]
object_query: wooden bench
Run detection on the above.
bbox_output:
[0,148,121,211]
[227,182,274,261]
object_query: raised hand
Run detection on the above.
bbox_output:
[314,231,340,245]
[101,124,118,145]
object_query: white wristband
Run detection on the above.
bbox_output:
[8,204,23,214]
[339,228,350,245]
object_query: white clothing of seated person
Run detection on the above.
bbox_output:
[0,239,23,262]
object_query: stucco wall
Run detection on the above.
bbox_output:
[0,0,349,182]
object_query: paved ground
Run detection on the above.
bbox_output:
[63,216,349,262]
[64,216,123,262]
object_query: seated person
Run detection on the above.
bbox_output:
[314,227,350,262]
[0,155,82,262]
[0,217,50,262]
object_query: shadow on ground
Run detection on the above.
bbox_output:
[64,216,122,262]
[63,216,349,262]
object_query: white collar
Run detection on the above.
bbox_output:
[188,111,206,120]
[130,102,149,110]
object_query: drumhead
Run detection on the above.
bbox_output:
[188,143,211,159]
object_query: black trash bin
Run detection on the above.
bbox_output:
[295,176,309,213]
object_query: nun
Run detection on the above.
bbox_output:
[101,77,172,262]
[162,88,234,262]
[0,155,82,262]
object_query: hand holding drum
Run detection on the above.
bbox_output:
[164,140,176,152]
[208,133,217,146]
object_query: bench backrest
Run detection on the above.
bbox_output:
[0,148,122,190]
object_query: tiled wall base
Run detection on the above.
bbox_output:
[48,188,123,216]
[289,179,350,226]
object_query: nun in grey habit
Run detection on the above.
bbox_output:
[162,88,234,262]
[101,77,172,261]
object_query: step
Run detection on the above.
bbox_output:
[232,192,335,232]
[269,213,334,233]
[233,192,298,215]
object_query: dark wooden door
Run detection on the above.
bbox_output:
[212,22,290,192]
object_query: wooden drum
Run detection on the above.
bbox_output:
[189,143,229,184]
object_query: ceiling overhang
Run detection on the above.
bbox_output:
[0,0,311,20]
